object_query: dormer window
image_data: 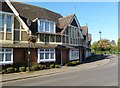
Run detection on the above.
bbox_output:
[38,19,55,33]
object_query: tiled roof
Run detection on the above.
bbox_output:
[10,2,75,34]
[58,14,74,29]
[80,26,88,36]
[11,2,62,22]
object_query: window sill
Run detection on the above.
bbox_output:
[38,59,55,63]
[0,61,13,65]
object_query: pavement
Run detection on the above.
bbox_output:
[1,55,110,83]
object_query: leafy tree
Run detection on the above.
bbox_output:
[91,41,98,53]
[92,39,112,54]
[97,39,111,51]
[110,40,116,46]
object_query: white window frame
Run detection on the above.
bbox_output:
[69,49,79,61]
[0,11,13,33]
[38,49,55,63]
[0,48,13,65]
[38,19,55,33]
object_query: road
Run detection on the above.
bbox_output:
[2,55,118,86]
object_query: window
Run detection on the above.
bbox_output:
[39,21,44,32]
[45,49,49,59]
[0,12,13,33]
[69,26,79,45]
[39,49,44,60]
[45,35,49,43]
[0,48,13,65]
[0,14,4,32]
[38,19,55,33]
[69,49,79,61]
[38,49,55,63]
[0,49,4,61]
[6,15,12,32]
[50,49,54,59]
[50,22,54,33]
[45,21,49,32]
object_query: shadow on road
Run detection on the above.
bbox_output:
[83,54,111,63]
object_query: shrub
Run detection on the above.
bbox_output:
[14,68,18,72]
[6,67,14,73]
[66,60,80,67]
[66,62,71,66]
[2,69,6,74]
[38,64,46,70]
[76,60,80,65]
[19,67,26,72]
[42,64,46,69]
[71,61,76,66]
[31,65,39,71]
[50,64,55,69]
[26,67,31,71]
[55,65,59,68]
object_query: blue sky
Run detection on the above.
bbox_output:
[24,2,118,44]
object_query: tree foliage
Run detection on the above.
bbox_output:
[97,39,111,51]
[92,39,115,54]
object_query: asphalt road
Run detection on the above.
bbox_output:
[2,55,118,86]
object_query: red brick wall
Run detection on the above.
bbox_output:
[13,48,26,66]
[55,48,61,65]
[13,48,38,66]
[62,49,69,65]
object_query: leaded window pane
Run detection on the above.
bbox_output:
[40,53,44,60]
[6,49,12,52]
[5,53,11,61]
[50,22,54,32]
[7,15,12,32]
[45,53,49,59]
[0,53,4,61]
[45,21,49,32]
[50,53,54,59]
[39,21,44,32]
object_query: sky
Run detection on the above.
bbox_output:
[19,1,118,44]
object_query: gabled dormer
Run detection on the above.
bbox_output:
[38,19,55,33]
[58,14,84,46]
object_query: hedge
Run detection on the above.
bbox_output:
[19,67,26,72]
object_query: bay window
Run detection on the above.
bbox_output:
[38,19,55,33]
[0,48,13,65]
[69,49,79,61]
[38,49,55,63]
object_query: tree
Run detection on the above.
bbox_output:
[92,39,112,54]
[97,39,111,51]
[110,40,116,46]
[91,41,98,53]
